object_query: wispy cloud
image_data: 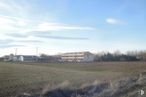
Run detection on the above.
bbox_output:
[0,38,42,49]
[34,35,89,40]
[0,16,16,30]
[5,33,28,38]
[0,14,95,33]
[5,32,89,40]
[2,16,92,41]
[0,0,30,16]
[0,0,93,51]
[0,44,24,48]
[0,39,14,44]
[0,15,29,32]
[28,31,89,40]
[16,40,43,43]
[106,18,126,25]
[37,22,96,31]
[0,39,25,48]
[5,31,51,38]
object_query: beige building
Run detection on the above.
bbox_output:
[59,52,95,62]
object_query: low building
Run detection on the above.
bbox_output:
[3,55,10,61]
[3,55,38,62]
[59,52,95,62]
[3,54,15,61]
[38,55,60,62]
[17,55,38,62]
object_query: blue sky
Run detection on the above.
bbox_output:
[0,0,146,56]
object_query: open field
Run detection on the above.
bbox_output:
[0,62,146,97]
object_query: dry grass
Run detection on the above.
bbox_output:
[0,62,146,97]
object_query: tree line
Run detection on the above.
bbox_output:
[94,50,146,62]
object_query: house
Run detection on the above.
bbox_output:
[3,55,10,61]
[3,54,15,61]
[59,51,95,62]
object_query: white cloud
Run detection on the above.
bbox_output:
[37,22,95,31]
[17,20,27,26]
[0,17,13,25]
[0,0,30,16]
[106,18,126,25]
[0,15,28,32]
[0,1,11,12]
[0,14,96,34]
[0,16,16,31]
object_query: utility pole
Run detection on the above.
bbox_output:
[36,47,38,56]
[15,48,17,56]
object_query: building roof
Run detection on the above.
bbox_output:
[60,51,92,55]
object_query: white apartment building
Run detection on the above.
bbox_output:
[60,52,95,62]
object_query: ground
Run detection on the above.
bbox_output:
[0,62,146,97]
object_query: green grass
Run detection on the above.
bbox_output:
[0,62,146,97]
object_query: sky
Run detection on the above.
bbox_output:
[0,0,146,56]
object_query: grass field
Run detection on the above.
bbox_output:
[0,62,146,97]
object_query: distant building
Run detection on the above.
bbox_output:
[38,55,61,62]
[59,52,95,62]
[3,54,14,61]
[2,51,96,62]
[16,55,38,62]
[3,55,10,61]
[3,55,38,62]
